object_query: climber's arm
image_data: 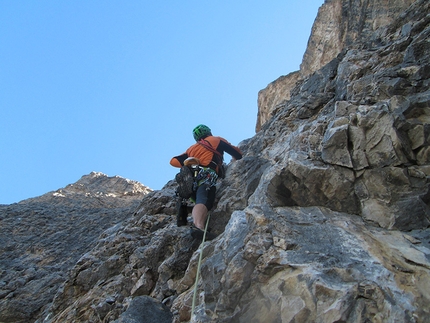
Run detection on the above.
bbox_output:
[170,153,188,168]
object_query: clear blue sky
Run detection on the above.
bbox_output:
[0,1,323,204]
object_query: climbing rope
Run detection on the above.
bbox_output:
[191,211,211,320]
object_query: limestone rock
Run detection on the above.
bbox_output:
[321,121,353,167]
[253,0,430,230]
[301,0,417,77]
[256,72,301,132]
[256,0,417,132]
[112,296,172,323]
[3,1,430,323]
[0,172,151,323]
[181,207,430,322]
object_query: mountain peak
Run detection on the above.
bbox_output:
[49,172,152,200]
[11,172,153,209]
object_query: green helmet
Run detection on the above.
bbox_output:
[193,124,212,141]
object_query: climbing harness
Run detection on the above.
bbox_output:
[175,164,218,199]
[193,166,218,191]
[191,211,211,320]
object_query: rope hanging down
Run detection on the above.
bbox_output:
[191,211,211,320]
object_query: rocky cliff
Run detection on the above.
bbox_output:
[2,0,430,322]
[0,172,151,322]
[256,0,417,131]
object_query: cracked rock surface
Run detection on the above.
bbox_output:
[2,1,430,322]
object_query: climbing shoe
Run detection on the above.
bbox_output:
[176,204,188,227]
[190,226,216,241]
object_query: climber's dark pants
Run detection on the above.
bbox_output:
[193,183,216,211]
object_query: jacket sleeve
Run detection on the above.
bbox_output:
[218,138,243,160]
[170,153,188,168]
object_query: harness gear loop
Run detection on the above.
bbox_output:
[191,211,211,320]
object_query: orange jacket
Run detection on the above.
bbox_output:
[170,136,242,173]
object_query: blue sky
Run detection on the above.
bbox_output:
[0,1,323,204]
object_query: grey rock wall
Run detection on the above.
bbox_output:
[2,1,430,323]
[39,1,430,322]
[256,0,417,132]
[0,172,151,323]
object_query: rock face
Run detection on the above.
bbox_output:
[256,0,417,131]
[2,0,430,323]
[0,172,151,323]
[256,72,301,132]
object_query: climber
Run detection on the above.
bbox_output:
[170,124,242,240]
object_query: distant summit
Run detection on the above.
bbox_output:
[51,171,152,199]
[16,171,153,208]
